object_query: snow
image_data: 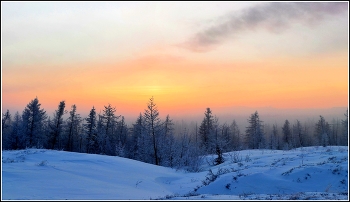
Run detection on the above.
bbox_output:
[2,146,348,200]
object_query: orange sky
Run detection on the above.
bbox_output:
[1,2,348,122]
[2,49,348,118]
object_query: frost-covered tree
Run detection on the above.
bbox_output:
[315,115,331,147]
[293,120,303,148]
[245,111,264,149]
[341,110,348,146]
[85,106,98,154]
[115,116,128,157]
[22,97,47,148]
[271,124,279,150]
[100,104,120,155]
[130,113,154,163]
[75,119,84,153]
[128,113,145,160]
[174,127,202,172]
[96,113,105,154]
[65,104,82,152]
[198,108,215,153]
[2,110,12,150]
[221,123,231,151]
[48,101,66,149]
[158,114,175,167]
[229,120,241,150]
[42,116,52,149]
[2,109,11,133]
[282,120,292,149]
[143,97,163,165]
[212,116,225,165]
[9,112,26,149]
[330,118,340,146]
[302,120,314,147]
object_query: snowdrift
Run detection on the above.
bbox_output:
[2,146,348,200]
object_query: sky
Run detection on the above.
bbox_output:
[1,2,349,122]
[2,146,348,200]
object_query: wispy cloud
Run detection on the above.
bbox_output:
[182,2,348,52]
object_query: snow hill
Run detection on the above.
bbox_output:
[2,146,348,200]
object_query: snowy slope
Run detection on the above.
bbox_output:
[2,146,348,200]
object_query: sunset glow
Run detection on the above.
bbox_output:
[2,2,348,121]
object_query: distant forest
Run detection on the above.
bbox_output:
[2,97,348,171]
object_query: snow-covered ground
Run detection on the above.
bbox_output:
[2,146,348,200]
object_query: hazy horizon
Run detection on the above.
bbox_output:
[2,101,347,131]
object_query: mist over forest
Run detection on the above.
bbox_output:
[2,96,348,172]
[170,106,348,131]
[4,99,346,130]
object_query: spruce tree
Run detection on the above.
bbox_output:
[101,104,120,155]
[85,106,97,154]
[10,112,25,149]
[159,114,175,167]
[245,111,264,149]
[2,110,12,149]
[198,108,214,153]
[315,115,330,147]
[282,120,292,149]
[130,113,144,160]
[116,116,128,157]
[22,97,47,148]
[2,109,11,133]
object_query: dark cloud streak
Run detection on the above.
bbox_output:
[183,2,348,52]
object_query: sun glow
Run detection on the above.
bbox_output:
[2,2,348,121]
[144,85,162,94]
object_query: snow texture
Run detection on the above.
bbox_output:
[2,146,348,200]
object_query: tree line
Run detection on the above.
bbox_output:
[1,97,348,171]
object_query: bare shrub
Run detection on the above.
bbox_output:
[202,169,218,186]
[228,151,242,163]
